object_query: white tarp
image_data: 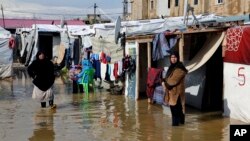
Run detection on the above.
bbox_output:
[19,24,67,65]
[92,14,225,41]
[93,18,187,43]
[68,25,94,36]
[0,26,11,38]
[185,32,225,73]
[223,62,250,123]
[0,26,12,79]
[33,24,63,32]
[90,36,123,63]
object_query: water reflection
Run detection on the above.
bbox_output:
[29,109,56,141]
[0,80,13,96]
[0,70,247,141]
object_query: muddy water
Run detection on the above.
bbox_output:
[0,71,245,141]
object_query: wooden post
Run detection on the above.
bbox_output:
[136,42,139,100]
[147,41,152,103]
[147,42,151,68]
[179,34,184,62]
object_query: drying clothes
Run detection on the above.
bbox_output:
[152,33,178,61]
[109,64,115,81]
[117,60,123,76]
[106,55,111,63]
[100,51,107,64]
[152,32,169,61]
[101,62,107,80]
[114,62,119,79]
[146,68,163,99]
[92,60,101,79]
[105,64,110,81]
[169,37,178,49]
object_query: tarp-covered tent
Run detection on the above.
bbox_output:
[0,26,12,79]
[17,24,92,66]
[17,24,63,65]
[223,25,250,122]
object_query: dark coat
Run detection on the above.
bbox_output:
[28,57,55,91]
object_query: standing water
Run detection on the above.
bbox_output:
[0,70,245,141]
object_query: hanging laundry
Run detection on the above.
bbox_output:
[101,62,107,80]
[152,32,168,61]
[109,64,115,81]
[146,68,163,101]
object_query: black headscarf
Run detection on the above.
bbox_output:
[35,50,50,60]
[166,51,188,78]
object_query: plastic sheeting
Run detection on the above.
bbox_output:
[185,32,225,73]
[94,18,187,43]
[0,27,12,79]
[223,62,250,123]
[223,26,250,123]
[90,37,123,63]
[223,26,250,65]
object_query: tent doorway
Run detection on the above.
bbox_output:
[38,33,53,60]
[202,46,223,111]
[184,32,224,111]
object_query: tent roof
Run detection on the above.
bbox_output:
[0,26,11,38]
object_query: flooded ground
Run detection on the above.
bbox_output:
[0,70,245,141]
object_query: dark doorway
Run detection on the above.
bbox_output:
[202,46,223,111]
[138,43,148,99]
[38,33,53,60]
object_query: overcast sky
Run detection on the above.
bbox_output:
[1,0,124,20]
[18,0,123,9]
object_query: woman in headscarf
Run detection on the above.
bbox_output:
[28,50,56,108]
[164,51,188,126]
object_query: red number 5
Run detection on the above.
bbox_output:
[238,67,245,86]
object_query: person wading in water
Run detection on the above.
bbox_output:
[28,50,56,109]
[164,51,188,126]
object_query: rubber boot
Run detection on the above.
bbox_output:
[180,114,185,124]
[49,100,53,106]
[72,81,78,94]
[49,100,56,109]
[172,117,180,126]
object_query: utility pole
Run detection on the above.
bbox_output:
[1,4,5,28]
[123,0,128,20]
[94,3,97,24]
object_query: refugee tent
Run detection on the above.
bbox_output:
[0,26,12,79]
[223,25,250,122]
[17,24,93,66]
